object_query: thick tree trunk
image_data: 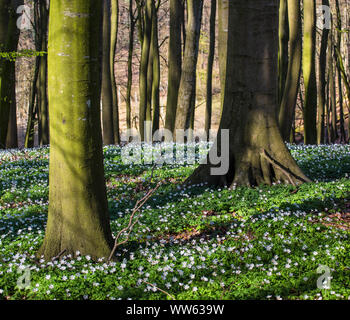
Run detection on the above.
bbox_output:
[303,0,317,145]
[187,0,310,187]
[278,0,302,142]
[38,0,113,260]
[165,0,182,133]
[101,0,115,145]
[174,0,203,132]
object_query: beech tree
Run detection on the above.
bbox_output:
[174,0,203,133]
[188,0,310,187]
[38,0,113,260]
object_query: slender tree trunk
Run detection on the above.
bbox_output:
[278,0,289,108]
[151,1,160,135]
[37,0,49,146]
[101,0,115,145]
[188,0,310,187]
[317,0,330,145]
[165,0,182,133]
[126,0,135,130]
[38,0,113,260]
[278,0,302,142]
[25,56,40,148]
[174,0,203,133]
[217,0,228,107]
[335,0,346,143]
[110,0,120,144]
[205,0,216,140]
[303,0,317,144]
[139,0,152,141]
[0,0,22,149]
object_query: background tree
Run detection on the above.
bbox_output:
[278,0,302,142]
[188,0,310,187]
[175,0,203,133]
[303,0,317,144]
[164,0,183,134]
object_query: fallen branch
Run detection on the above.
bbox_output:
[108,182,161,262]
[141,280,175,300]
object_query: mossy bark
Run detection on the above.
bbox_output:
[37,0,113,261]
[187,0,310,187]
[278,0,302,142]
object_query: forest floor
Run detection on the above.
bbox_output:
[0,143,349,300]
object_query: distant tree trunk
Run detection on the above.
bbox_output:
[328,23,337,142]
[217,0,228,106]
[38,0,113,260]
[0,0,23,149]
[188,0,310,187]
[175,0,203,133]
[335,0,346,143]
[278,0,302,142]
[205,0,216,139]
[25,57,40,148]
[302,0,317,145]
[37,0,49,146]
[139,0,152,141]
[101,0,115,145]
[111,0,120,144]
[151,1,160,135]
[165,0,182,134]
[126,0,135,130]
[317,0,330,145]
[278,0,289,109]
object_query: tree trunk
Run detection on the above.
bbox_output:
[302,0,317,145]
[37,0,49,146]
[278,0,302,142]
[317,0,330,145]
[125,0,135,130]
[151,1,160,135]
[110,0,120,144]
[205,0,216,139]
[101,0,115,145]
[139,0,152,141]
[187,0,310,187]
[38,0,113,260]
[174,0,203,133]
[165,0,182,133]
[278,0,289,108]
[0,0,22,149]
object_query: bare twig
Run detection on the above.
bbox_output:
[108,182,161,262]
[141,280,176,300]
[51,249,67,262]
